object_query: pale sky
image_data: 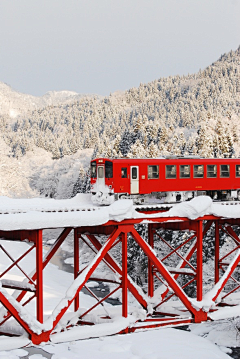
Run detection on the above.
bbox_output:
[0,0,240,97]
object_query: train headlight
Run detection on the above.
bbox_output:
[108,186,114,194]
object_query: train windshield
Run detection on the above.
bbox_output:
[98,166,104,178]
[105,161,113,178]
[91,161,97,178]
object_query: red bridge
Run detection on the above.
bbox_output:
[0,196,240,345]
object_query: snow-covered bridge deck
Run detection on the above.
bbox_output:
[1,195,240,346]
[0,193,240,231]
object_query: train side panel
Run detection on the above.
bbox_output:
[111,159,240,195]
[91,158,240,200]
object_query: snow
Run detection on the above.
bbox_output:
[0,146,93,199]
[108,199,134,220]
[46,328,230,359]
[50,315,136,343]
[163,195,212,219]
[190,319,240,349]
[0,194,107,230]
[212,202,240,218]
[0,278,35,291]
[86,281,99,288]
[0,193,94,213]
[209,304,240,320]
[1,195,240,231]
[0,336,30,351]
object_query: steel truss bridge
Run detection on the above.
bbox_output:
[1,206,240,344]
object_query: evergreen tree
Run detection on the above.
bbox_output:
[119,130,135,157]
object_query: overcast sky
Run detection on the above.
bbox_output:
[0,0,240,97]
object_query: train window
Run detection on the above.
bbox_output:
[91,161,97,178]
[121,167,127,178]
[180,165,190,178]
[148,165,159,179]
[132,167,138,179]
[194,165,204,178]
[220,165,230,178]
[98,166,104,178]
[166,165,176,179]
[207,165,217,178]
[236,165,240,177]
[105,161,113,178]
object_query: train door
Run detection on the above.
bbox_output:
[97,165,105,188]
[130,166,139,194]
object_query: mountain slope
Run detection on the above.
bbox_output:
[0,46,240,160]
[0,82,97,120]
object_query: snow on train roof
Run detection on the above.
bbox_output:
[0,195,239,231]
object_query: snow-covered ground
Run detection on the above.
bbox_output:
[0,327,233,359]
[30,328,236,359]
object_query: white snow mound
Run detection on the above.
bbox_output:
[108,200,134,221]
[166,196,212,219]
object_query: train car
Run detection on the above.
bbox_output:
[90,157,240,205]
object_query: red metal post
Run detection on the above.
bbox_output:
[215,220,220,284]
[74,228,80,311]
[197,220,203,301]
[148,224,154,297]
[36,230,43,323]
[122,231,128,318]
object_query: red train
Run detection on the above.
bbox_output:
[90,157,240,205]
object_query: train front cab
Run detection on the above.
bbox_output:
[90,159,115,205]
